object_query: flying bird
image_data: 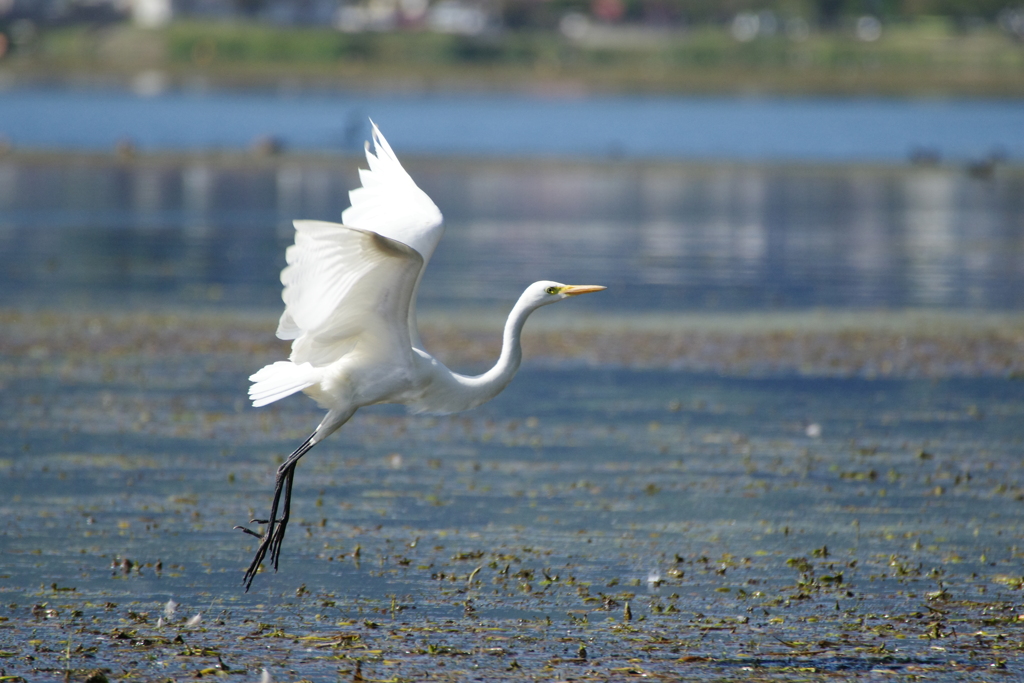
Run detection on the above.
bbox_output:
[237,123,605,591]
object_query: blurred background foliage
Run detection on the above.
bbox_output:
[0,0,1021,94]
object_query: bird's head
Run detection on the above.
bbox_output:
[524,280,607,308]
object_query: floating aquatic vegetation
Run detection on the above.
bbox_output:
[1,309,1023,680]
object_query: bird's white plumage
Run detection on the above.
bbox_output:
[249,360,320,408]
[341,123,443,261]
[339,122,443,350]
[276,220,422,358]
[250,219,425,408]
[252,125,442,412]
[240,121,605,591]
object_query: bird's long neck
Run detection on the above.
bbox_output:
[454,293,538,408]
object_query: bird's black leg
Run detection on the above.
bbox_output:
[237,431,317,591]
[268,461,296,570]
[237,465,292,591]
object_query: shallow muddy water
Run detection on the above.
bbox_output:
[2,310,1024,681]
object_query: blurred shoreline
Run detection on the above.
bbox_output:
[1,22,1023,98]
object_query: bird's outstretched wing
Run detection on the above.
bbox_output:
[276,220,424,369]
[341,122,443,350]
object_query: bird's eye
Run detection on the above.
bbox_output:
[545,286,559,295]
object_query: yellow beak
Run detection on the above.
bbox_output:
[562,285,607,296]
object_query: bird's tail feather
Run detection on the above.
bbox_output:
[249,361,319,407]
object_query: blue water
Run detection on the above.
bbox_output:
[2,159,1023,311]
[4,88,1024,683]
[1,88,1022,162]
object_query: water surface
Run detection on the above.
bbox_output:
[2,328,1023,680]
[1,89,1022,162]
[1,152,1024,680]
[1,156,1022,312]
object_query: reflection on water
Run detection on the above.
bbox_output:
[0,156,1021,311]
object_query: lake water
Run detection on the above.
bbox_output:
[1,154,1022,312]
[3,330,1024,680]
[2,97,1024,681]
[0,88,1022,162]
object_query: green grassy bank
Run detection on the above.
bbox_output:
[2,19,1023,96]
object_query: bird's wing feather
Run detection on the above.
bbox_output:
[342,122,444,261]
[277,219,424,369]
[248,360,320,407]
[341,122,443,350]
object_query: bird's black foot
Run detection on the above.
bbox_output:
[237,431,317,592]
[238,464,296,591]
[235,524,262,539]
[238,511,290,591]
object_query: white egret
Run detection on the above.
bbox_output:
[237,123,605,591]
